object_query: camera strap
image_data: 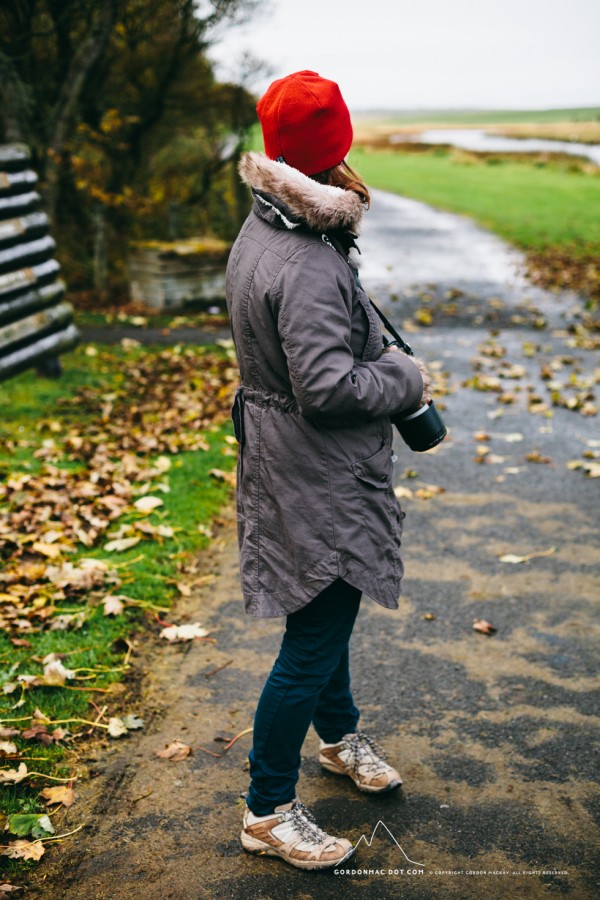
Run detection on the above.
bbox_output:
[367,297,415,357]
[322,231,415,357]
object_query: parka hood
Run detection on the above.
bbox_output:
[238,151,366,234]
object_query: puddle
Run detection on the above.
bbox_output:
[396,127,600,166]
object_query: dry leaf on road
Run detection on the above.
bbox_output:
[160,623,210,642]
[107,718,128,738]
[155,740,192,760]
[499,547,556,564]
[473,618,497,635]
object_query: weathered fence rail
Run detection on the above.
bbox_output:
[0,143,79,382]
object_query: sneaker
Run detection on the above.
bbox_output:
[241,799,355,870]
[319,730,403,793]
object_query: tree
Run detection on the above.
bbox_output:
[0,0,261,293]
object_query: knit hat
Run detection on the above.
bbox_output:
[256,70,353,176]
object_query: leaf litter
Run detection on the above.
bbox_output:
[0,345,238,860]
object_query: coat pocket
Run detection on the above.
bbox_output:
[352,441,392,489]
[231,387,246,446]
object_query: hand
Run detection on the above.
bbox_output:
[384,345,432,405]
[412,355,433,405]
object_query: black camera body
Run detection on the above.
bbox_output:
[391,400,447,452]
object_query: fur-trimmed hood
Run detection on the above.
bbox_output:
[238,151,366,234]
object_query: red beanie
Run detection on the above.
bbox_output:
[256,70,353,176]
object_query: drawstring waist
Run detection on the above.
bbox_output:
[238,385,298,413]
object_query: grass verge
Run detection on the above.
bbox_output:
[349,145,600,304]
[0,340,238,878]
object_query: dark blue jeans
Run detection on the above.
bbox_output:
[247,578,362,816]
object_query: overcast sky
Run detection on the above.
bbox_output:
[208,0,600,111]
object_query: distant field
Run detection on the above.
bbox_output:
[348,145,600,300]
[352,107,600,126]
[244,116,600,298]
[348,146,600,252]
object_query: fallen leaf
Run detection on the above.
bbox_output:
[41,659,75,686]
[525,450,552,464]
[414,484,446,500]
[0,764,28,785]
[0,884,24,897]
[40,785,77,807]
[156,740,192,760]
[393,485,413,499]
[499,547,557,564]
[0,839,44,861]
[423,612,436,620]
[209,468,236,487]
[160,623,210,642]
[8,813,54,839]
[122,714,144,731]
[103,536,141,553]
[107,717,128,738]
[490,432,524,443]
[103,594,125,616]
[31,542,62,560]
[133,496,164,513]
[0,728,19,739]
[0,743,17,756]
[473,618,497,635]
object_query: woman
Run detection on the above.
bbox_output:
[225,70,431,870]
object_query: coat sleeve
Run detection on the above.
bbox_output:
[274,243,424,427]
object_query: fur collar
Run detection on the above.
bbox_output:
[238,152,366,234]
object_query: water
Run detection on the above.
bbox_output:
[393,128,600,166]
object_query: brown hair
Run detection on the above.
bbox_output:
[311,160,371,208]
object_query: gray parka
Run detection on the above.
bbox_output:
[226,152,424,617]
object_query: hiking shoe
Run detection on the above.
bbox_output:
[319,730,403,793]
[241,799,354,870]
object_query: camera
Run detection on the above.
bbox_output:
[381,335,447,453]
[391,399,447,452]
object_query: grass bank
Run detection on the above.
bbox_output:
[0,341,238,878]
[349,145,600,303]
[352,106,600,127]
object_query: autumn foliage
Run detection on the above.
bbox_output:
[0,0,261,296]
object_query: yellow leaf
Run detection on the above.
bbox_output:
[32,542,62,560]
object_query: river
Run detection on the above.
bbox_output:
[394,127,600,166]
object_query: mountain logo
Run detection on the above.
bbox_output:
[353,820,426,867]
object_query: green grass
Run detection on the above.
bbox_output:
[0,343,237,875]
[352,107,600,126]
[349,146,600,255]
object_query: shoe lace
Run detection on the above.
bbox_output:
[347,731,388,777]
[283,801,329,844]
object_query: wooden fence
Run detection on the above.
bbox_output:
[0,143,78,381]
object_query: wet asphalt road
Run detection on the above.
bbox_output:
[30,190,599,900]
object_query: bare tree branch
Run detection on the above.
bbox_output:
[44,0,118,222]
